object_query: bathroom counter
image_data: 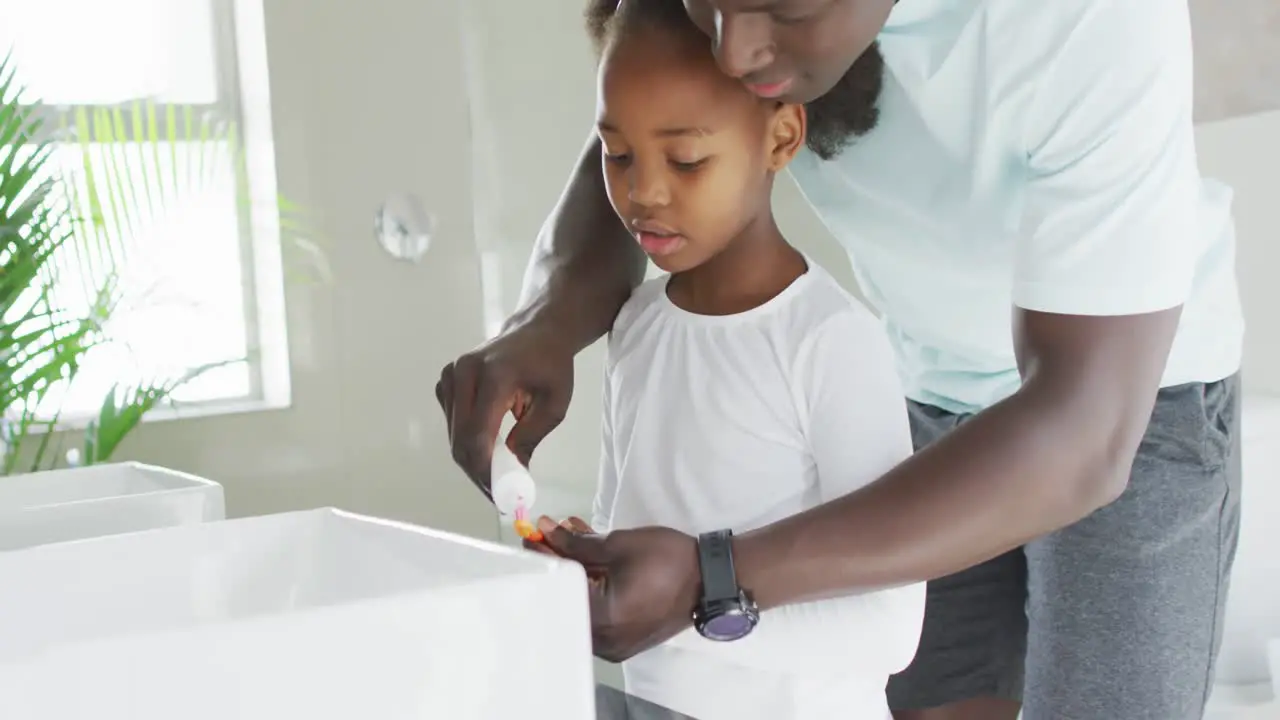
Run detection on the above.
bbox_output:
[595,684,696,719]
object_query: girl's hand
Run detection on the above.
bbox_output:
[523,516,607,590]
[559,516,595,534]
[536,522,701,663]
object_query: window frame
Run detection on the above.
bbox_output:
[7,0,292,428]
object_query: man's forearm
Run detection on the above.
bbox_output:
[732,307,1179,610]
[508,132,645,352]
[733,381,1135,610]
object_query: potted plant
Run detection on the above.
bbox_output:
[1,50,317,474]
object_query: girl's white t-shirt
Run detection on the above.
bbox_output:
[593,264,926,720]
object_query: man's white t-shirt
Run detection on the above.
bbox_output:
[594,265,926,720]
[789,0,1244,413]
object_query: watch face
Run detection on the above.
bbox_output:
[703,611,755,641]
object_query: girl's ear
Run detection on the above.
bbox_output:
[767,103,807,171]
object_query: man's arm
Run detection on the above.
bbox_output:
[736,0,1198,609]
[507,132,645,351]
[734,307,1179,609]
[438,132,643,487]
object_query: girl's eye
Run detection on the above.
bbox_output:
[604,152,632,166]
[670,158,708,172]
[772,11,813,25]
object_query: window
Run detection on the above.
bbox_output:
[0,0,290,423]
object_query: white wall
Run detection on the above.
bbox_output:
[108,2,1278,551]
[1197,109,1280,393]
[108,0,498,541]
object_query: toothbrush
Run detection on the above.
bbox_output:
[512,503,543,543]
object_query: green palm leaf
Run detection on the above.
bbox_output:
[80,359,236,466]
[1,49,114,473]
[3,46,321,474]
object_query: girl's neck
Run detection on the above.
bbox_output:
[666,212,808,316]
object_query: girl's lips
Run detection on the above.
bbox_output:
[636,231,686,256]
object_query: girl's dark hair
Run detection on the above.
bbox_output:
[583,0,883,161]
[586,0,698,54]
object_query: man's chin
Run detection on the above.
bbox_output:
[787,72,856,106]
[778,79,828,106]
[796,45,886,159]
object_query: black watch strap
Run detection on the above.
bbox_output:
[697,530,740,603]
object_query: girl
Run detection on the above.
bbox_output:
[548,1,926,718]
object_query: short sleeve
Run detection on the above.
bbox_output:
[590,359,619,533]
[1014,0,1200,316]
[801,310,914,504]
[670,306,925,677]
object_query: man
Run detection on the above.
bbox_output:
[437,1,1244,718]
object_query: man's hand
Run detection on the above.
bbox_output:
[436,131,641,497]
[436,323,576,495]
[533,517,702,662]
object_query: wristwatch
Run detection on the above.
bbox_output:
[691,529,759,641]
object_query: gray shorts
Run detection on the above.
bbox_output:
[886,375,1242,719]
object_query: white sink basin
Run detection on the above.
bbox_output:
[0,507,595,720]
[0,461,224,552]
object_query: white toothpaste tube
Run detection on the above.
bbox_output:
[490,441,536,518]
